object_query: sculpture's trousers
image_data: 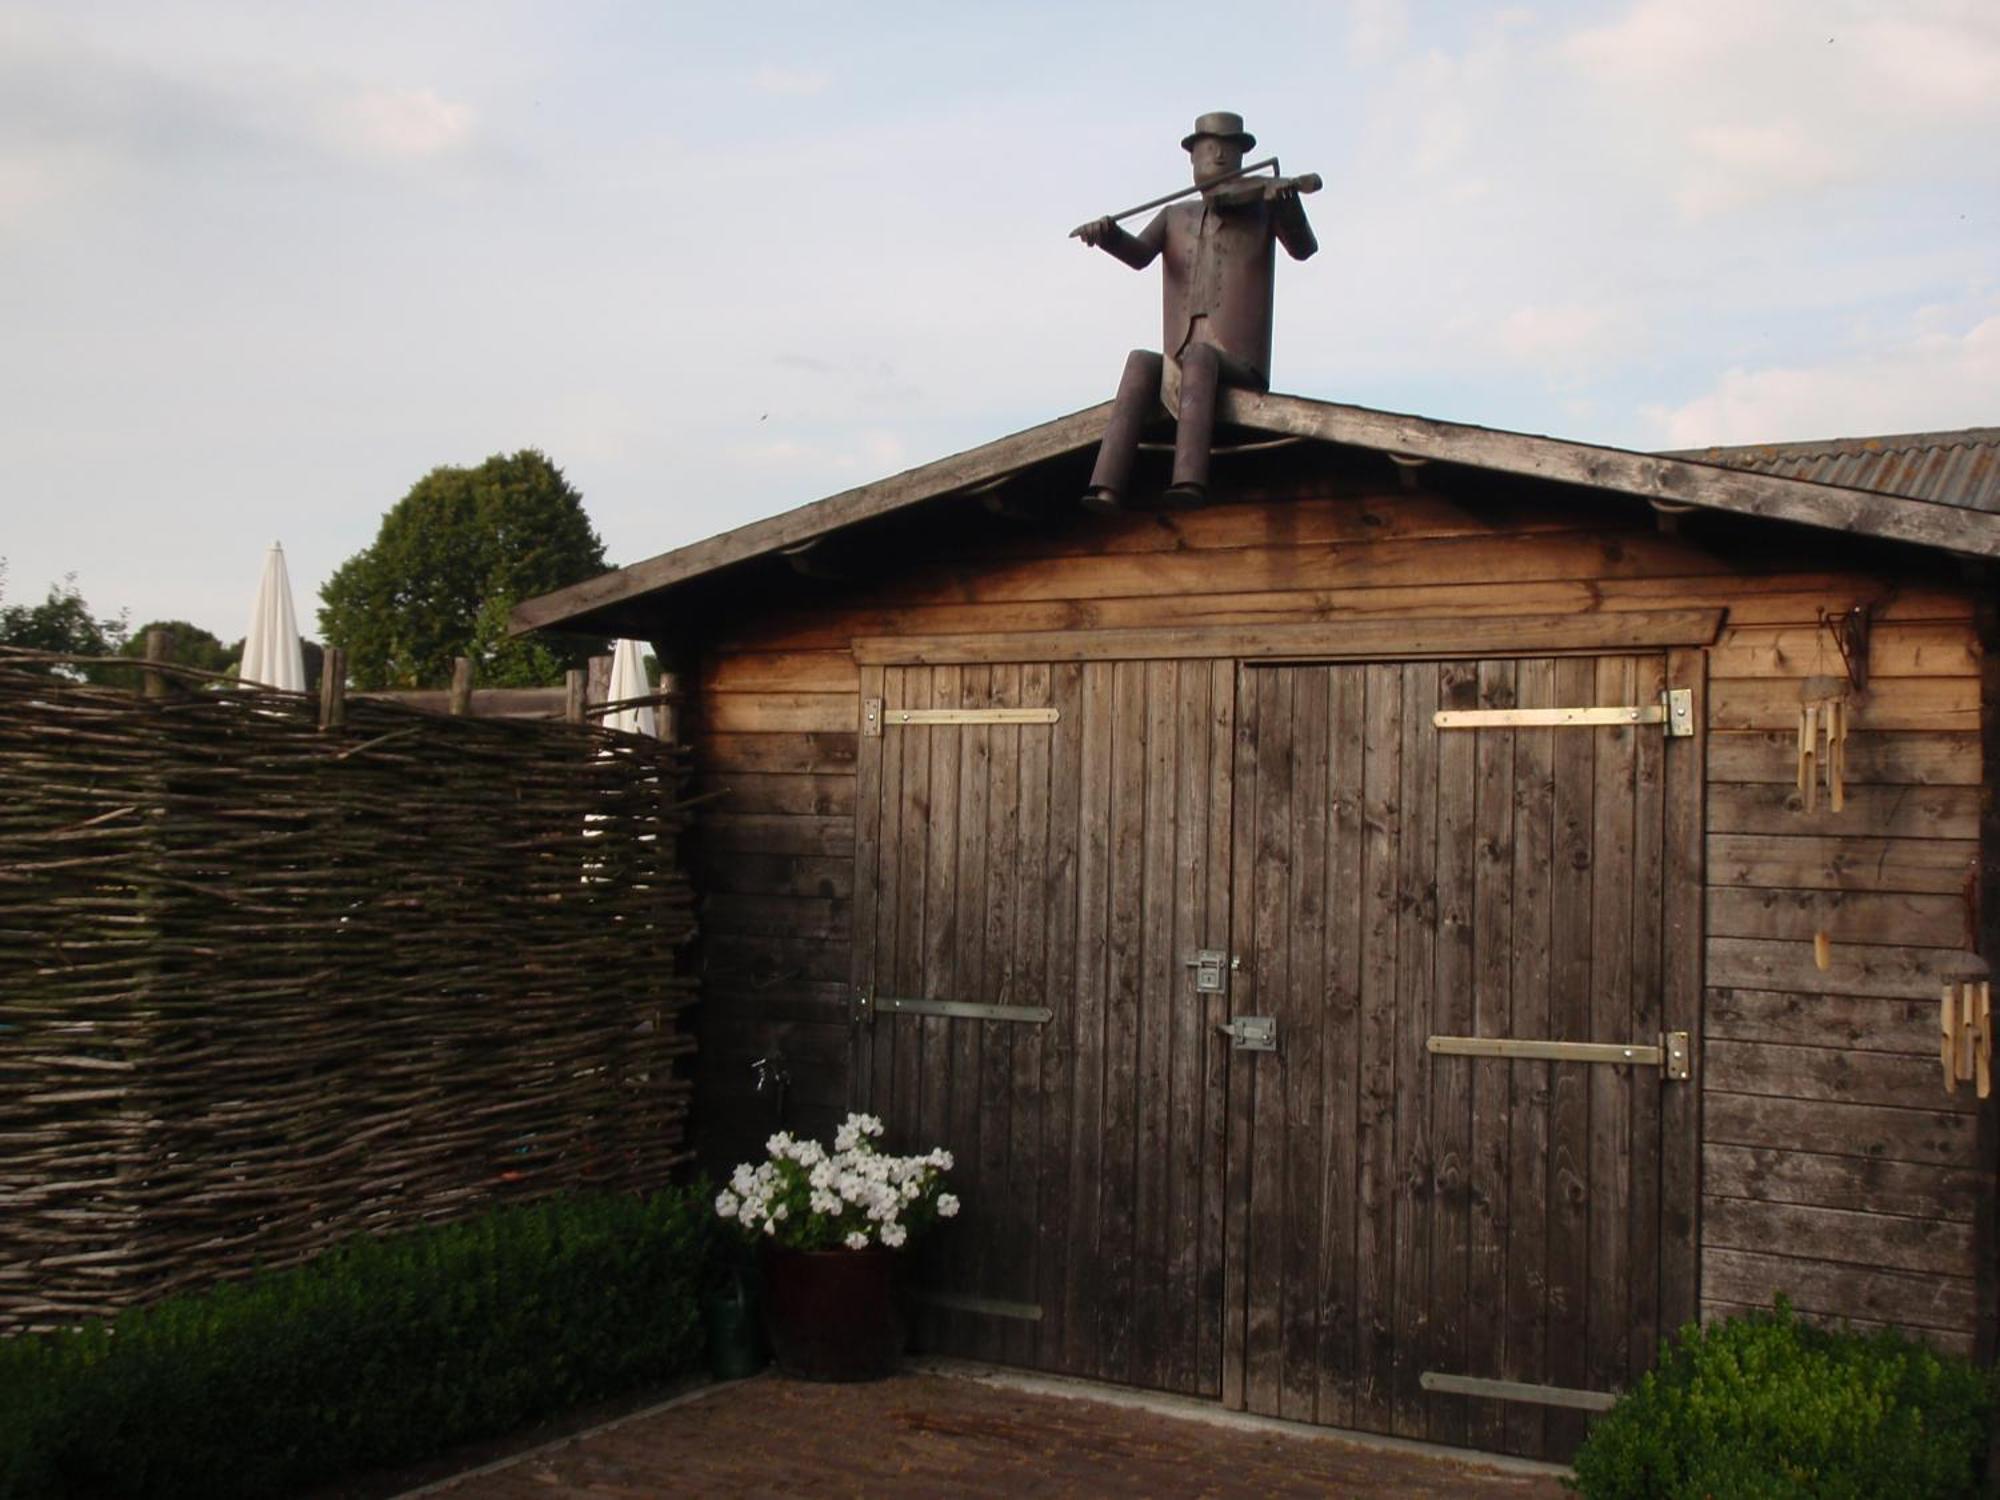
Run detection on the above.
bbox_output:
[1085,342,1232,502]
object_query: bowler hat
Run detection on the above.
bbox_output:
[1182,111,1256,152]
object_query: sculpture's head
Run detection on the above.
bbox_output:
[1183,111,1255,187]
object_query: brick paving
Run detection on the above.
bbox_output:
[425,1369,1569,1498]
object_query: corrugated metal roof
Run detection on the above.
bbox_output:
[1668,426,2000,515]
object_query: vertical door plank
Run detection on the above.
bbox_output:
[1097,660,1148,1382]
[1005,663,1051,1368]
[1245,666,1295,1413]
[1587,657,1639,1405]
[945,668,989,1353]
[1221,666,1262,1411]
[872,665,910,1124]
[920,668,961,1160]
[1281,666,1331,1424]
[1165,660,1207,1396]
[1465,660,1518,1452]
[1198,659,1235,1400]
[1544,655,1597,1456]
[1354,663,1403,1436]
[1036,661,1085,1372]
[891,667,932,1158]
[1659,648,1707,1337]
[1314,664,1366,1430]
[851,663,887,1113]
[1390,662,1441,1439]
[1427,660,1479,1446]
[1626,655,1668,1386]
[1133,659,1180,1390]
[1503,658,1554,1460]
[976,665,1019,1362]
[1062,661,1115,1376]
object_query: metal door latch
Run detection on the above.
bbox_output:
[1664,688,1695,738]
[1185,949,1234,994]
[1218,1016,1277,1051]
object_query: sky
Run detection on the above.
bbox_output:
[2,0,1996,642]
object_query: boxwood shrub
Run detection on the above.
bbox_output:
[1570,1299,1994,1499]
[0,1188,718,1500]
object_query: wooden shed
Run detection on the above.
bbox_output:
[515,400,2000,1461]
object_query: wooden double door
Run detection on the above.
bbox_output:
[850,652,1697,1460]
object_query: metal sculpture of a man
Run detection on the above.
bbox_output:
[1074,112,1318,507]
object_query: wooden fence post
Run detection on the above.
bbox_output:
[565,669,587,725]
[142,628,170,700]
[448,657,474,716]
[319,647,347,730]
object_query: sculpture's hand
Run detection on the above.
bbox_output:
[1075,217,1117,248]
[1267,180,1300,205]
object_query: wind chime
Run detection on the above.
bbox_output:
[1795,605,1869,815]
[1797,607,1869,972]
[1942,978,1992,1100]
[1795,678,1849,814]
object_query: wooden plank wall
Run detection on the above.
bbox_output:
[679,480,1987,1359]
[1701,609,1986,1355]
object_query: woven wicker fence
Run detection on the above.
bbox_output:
[0,651,696,1334]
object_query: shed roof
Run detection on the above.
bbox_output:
[513,394,2000,636]
[1667,426,2000,516]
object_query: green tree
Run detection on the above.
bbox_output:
[317,451,609,690]
[0,566,129,674]
[118,620,234,675]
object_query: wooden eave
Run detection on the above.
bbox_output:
[511,392,2000,636]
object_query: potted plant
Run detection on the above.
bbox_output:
[714,1112,958,1381]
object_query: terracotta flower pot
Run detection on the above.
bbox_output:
[761,1243,904,1381]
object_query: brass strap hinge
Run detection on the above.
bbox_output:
[1428,1031,1692,1081]
[862,699,1058,737]
[1434,688,1693,737]
[1420,1371,1618,1411]
[853,992,1052,1026]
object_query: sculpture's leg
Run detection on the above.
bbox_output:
[1165,342,1220,505]
[1083,349,1165,511]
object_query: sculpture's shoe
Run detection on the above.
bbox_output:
[1081,486,1123,512]
[1162,481,1209,507]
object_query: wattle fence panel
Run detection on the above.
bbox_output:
[0,652,697,1334]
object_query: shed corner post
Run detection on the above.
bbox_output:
[1661,644,1708,1340]
[1974,596,2000,1378]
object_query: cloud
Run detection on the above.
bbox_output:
[1643,301,2000,445]
[328,87,474,161]
[1496,301,1634,366]
[1561,0,2000,220]
[752,64,831,97]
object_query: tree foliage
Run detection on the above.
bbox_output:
[118,621,234,675]
[317,451,609,690]
[0,568,128,675]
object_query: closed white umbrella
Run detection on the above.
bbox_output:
[240,542,305,691]
[603,638,656,737]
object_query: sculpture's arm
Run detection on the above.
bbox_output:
[1271,184,1318,261]
[1077,208,1167,270]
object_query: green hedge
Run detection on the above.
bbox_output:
[1570,1300,1994,1499]
[0,1188,719,1500]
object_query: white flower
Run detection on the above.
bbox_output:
[766,1132,794,1156]
[764,1218,777,1235]
[845,1230,870,1250]
[715,1190,740,1219]
[881,1222,907,1248]
[730,1165,756,1195]
[772,1203,789,1221]
[937,1193,960,1218]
